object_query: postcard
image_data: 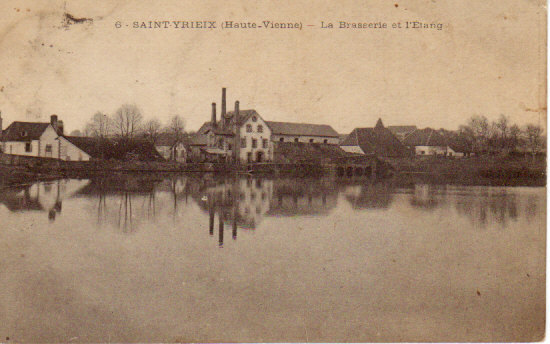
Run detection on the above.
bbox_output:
[0,0,546,342]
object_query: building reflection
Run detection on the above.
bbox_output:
[193,176,339,246]
[72,175,191,233]
[343,182,395,209]
[401,184,524,229]
[0,179,89,221]
[0,175,536,238]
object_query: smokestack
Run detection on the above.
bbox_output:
[211,102,217,128]
[221,87,226,119]
[50,115,58,132]
[235,101,240,116]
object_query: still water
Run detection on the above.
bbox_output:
[0,175,545,342]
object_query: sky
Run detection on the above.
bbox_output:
[0,0,546,134]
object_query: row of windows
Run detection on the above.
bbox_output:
[278,137,330,144]
[241,138,269,149]
[246,124,263,133]
[25,142,53,153]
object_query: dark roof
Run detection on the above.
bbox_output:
[338,134,349,144]
[2,122,50,141]
[341,120,410,157]
[63,136,101,157]
[402,128,448,147]
[388,125,417,135]
[225,109,260,126]
[266,121,339,138]
[199,109,261,136]
[187,134,207,146]
[155,133,175,146]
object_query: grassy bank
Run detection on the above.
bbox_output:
[385,155,546,186]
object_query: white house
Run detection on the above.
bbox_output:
[402,128,458,157]
[1,115,91,161]
[266,121,340,144]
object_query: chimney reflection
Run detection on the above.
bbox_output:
[209,206,215,236]
[218,213,224,247]
[232,212,237,240]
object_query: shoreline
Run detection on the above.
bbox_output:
[0,155,545,188]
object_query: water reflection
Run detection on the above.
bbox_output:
[0,179,88,221]
[0,175,542,236]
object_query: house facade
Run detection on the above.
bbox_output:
[154,133,187,162]
[402,128,459,156]
[266,121,340,144]
[1,115,91,161]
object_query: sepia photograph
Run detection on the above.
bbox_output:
[0,0,546,342]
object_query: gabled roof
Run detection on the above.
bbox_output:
[63,136,101,157]
[225,109,260,126]
[402,128,448,147]
[187,134,207,146]
[155,133,176,146]
[2,122,50,141]
[266,121,339,138]
[340,119,409,157]
[198,109,260,137]
[388,125,417,135]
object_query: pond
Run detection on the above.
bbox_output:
[0,175,545,342]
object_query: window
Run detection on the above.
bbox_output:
[309,139,314,143]
[257,125,263,133]
[241,138,246,148]
[294,138,299,143]
[246,124,252,132]
[262,139,268,148]
[45,144,52,153]
[228,143,232,151]
[279,137,284,142]
[252,116,257,122]
[25,142,32,152]
[252,138,257,148]
[323,139,328,144]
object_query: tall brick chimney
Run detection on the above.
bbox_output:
[233,100,240,162]
[50,115,58,132]
[211,102,217,127]
[221,87,226,127]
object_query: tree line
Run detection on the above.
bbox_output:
[70,104,188,161]
[71,104,188,144]
[438,114,545,158]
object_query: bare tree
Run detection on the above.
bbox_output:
[166,115,186,161]
[495,114,509,141]
[143,118,162,144]
[85,111,112,138]
[524,124,544,162]
[466,115,489,153]
[508,124,521,151]
[167,115,186,140]
[112,104,143,140]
